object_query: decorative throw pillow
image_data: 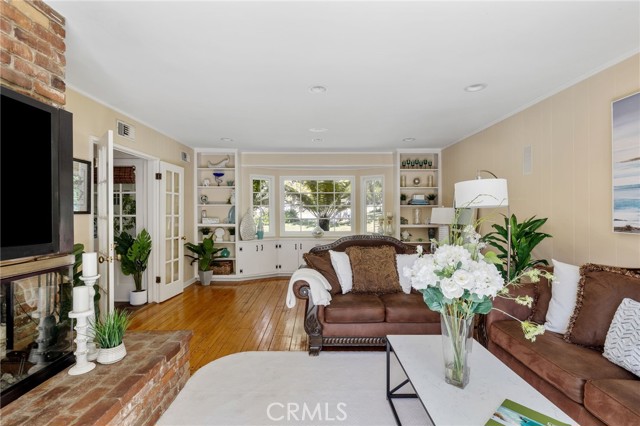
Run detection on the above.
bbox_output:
[303,252,342,295]
[565,264,640,350]
[529,266,553,325]
[329,250,353,294]
[396,253,419,294]
[544,260,580,333]
[603,298,640,377]
[346,246,401,294]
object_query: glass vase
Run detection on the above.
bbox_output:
[440,313,474,388]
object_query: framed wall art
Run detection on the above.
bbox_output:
[73,158,92,214]
[611,92,640,234]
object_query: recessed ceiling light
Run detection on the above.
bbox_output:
[464,83,487,92]
[403,138,416,142]
[312,138,324,143]
[309,85,327,94]
[309,128,328,133]
[220,137,234,142]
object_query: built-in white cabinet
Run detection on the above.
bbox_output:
[237,238,331,276]
[237,241,278,276]
[396,150,442,245]
[277,239,327,273]
[193,149,238,277]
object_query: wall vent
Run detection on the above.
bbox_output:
[181,152,191,163]
[117,120,136,140]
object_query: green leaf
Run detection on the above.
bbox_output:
[421,288,444,312]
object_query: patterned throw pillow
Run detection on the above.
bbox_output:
[603,298,640,377]
[346,245,401,294]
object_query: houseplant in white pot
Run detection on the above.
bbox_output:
[185,235,222,285]
[114,229,152,306]
[93,309,130,364]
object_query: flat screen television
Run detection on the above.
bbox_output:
[0,86,73,261]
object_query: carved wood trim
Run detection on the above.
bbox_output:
[309,234,416,255]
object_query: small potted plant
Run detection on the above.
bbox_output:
[228,227,236,242]
[400,194,408,205]
[114,229,152,306]
[94,309,130,364]
[201,227,211,236]
[185,236,222,285]
[427,193,437,205]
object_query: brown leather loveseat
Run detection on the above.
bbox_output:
[484,264,640,426]
[291,235,441,355]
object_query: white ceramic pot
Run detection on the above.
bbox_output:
[129,289,147,306]
[97,342,127,364]
[198,270,213,286]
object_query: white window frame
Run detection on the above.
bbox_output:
[250,174,275,237]
[361,175,384,234]
[280,175,356,237]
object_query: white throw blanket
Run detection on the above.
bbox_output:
[286,269,332,308]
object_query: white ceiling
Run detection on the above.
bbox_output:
[50,1,640,152]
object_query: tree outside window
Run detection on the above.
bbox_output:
[283,178,354,234]
[362,176,384,234]
[251,176,273,235]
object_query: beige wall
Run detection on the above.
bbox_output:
[67,88,195,282]
[240,152,395,235]
[443,54,640,267]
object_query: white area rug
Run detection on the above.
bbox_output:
[158,351,431,426]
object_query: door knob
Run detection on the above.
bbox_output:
[181,236,186,241]
[98,255,105,264]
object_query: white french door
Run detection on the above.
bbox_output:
[96,131,115,315]
[158,162,184,302]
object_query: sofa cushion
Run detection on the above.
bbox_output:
[565,264,640,350]
[584,379,640,425]
[303,252,342,295]
[544,260,580,333]
[530,266,553,324]
[323,293,385,323]
[603,298,640,376]
[380,293,440,323]
[346,245,401,294]
[490,320,637,404]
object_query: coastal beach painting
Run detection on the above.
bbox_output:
[612,92,640,234]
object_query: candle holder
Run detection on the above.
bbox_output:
[68,309,96,375]
[79,274,100,361]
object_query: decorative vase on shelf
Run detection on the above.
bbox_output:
[440,313,475,389]
[311,225,324,238]
[256,218,264,240]
[240,209,256,241]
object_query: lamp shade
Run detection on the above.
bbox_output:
[454,178,509,208]
[456,208,474,226]
[430,208,455,225]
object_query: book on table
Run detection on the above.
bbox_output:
[485,399,571,426]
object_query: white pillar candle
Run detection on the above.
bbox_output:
[82,252,98,277]
[73,286,90,312]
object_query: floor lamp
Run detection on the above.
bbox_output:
[454,171,510,279]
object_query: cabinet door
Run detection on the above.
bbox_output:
[237,241,277,275]
[278,241,304,273]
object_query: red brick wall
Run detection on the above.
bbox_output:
[0,0,66,107]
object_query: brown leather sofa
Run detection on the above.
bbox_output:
[484,268,640,426]
[292,235,440,355]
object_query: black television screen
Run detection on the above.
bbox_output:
[0,87,73,261]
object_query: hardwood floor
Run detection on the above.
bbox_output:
[128,278,308,374]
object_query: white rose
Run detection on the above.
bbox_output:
[452,269,474,290]
[440,277,464,299]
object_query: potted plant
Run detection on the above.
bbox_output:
[185,236,222,286]
[201,227,211,236]
[228,227,236,242]
[93,309,130,364]
[400,194,408,205]
[114,229,152,306]
[427,193,437,205]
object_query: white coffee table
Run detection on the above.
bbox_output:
[386,335,575,426]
